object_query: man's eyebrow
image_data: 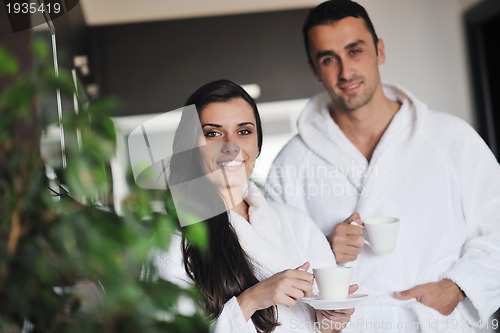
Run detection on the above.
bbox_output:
[346,40,366,49]
[315,40,367,60]
[316,50,337,61]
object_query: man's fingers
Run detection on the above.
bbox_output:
[334,236,364,253]
[344,212,362,225]
[349,221,364,228]
[333,225,364,240]
[394,286,421,301]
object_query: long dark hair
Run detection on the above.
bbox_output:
[168,79,278,332]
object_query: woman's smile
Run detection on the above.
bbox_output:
[198,97,260,191]
[216,159,246,171]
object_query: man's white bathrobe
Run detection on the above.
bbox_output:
[266,83,500,332]
[151,182,338,332]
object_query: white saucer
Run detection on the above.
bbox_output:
[301,294,368,310]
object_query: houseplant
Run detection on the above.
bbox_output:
[0,40,209,333]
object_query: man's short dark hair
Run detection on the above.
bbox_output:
[302,0,379,64]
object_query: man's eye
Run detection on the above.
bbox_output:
[321,57,336,65]
[350,49,361,55]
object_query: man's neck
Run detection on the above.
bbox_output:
[330,96,401,161]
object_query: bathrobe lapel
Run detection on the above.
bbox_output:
[356,97,421,218]
[299,93,368,194]
[298,86,424,219]
[229,183,298,280]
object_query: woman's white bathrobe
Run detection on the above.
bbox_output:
[151,182,338,332]
[266,83,500,332]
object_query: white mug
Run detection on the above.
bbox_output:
[362,217,400,255]
[313,266,352,300]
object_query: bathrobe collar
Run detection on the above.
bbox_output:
[296,82,428,217]
[228,182,297,279]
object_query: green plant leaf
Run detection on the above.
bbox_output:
[184,222,208,252]
[0,46,19,76]
[1,39,209,333]
[32,39,50,62]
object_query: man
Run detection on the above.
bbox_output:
[265,0,500,332]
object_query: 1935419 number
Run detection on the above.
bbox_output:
[6,2,61,14]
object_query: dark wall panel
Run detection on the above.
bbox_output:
[89,9,323,116]
[465,0,500,160]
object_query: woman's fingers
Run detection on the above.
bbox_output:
[246,266,315,310]
[323,307,355,316]
[317,308,355,330]
[282,268,314,283]
[348,284,359,294]
[275,269,314,306]
[296,261,310,271]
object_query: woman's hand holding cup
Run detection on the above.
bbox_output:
[237,262,313,321]
[314,284,358,333]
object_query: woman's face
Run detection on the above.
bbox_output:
[198,98,260,189]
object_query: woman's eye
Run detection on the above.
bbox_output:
[239,129,252,135]
[205,131,221,138]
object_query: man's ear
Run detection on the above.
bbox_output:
[308,61,322,83]
[377,38,386,65]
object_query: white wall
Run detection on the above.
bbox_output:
[106,0,485,189]
[81,0,482,126]
[357,0,481,126]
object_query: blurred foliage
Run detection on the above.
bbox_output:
[0,40,209,333]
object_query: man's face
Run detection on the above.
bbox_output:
[307,16,385,113]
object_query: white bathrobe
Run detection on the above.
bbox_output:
[150,182,337,332]
[265,83,500,333]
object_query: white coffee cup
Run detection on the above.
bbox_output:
[313,266,352,300]
[363,217,400,255]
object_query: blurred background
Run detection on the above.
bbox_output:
[1,0,499,331]
[14,0,498,188]
[4,0,499,181]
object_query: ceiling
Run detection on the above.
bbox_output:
[79,0,320,26]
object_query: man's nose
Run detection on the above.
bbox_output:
[339,58,356,80]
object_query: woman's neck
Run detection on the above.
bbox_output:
[219,184,250,221]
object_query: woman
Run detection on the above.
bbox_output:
[152,79,355,332]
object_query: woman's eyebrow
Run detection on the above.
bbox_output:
[202,123,222,128]
[238,122,255,127]
[202,122,255,128]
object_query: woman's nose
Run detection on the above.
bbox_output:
[221,142,240,155]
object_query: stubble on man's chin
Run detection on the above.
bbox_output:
[329,87,375,116]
